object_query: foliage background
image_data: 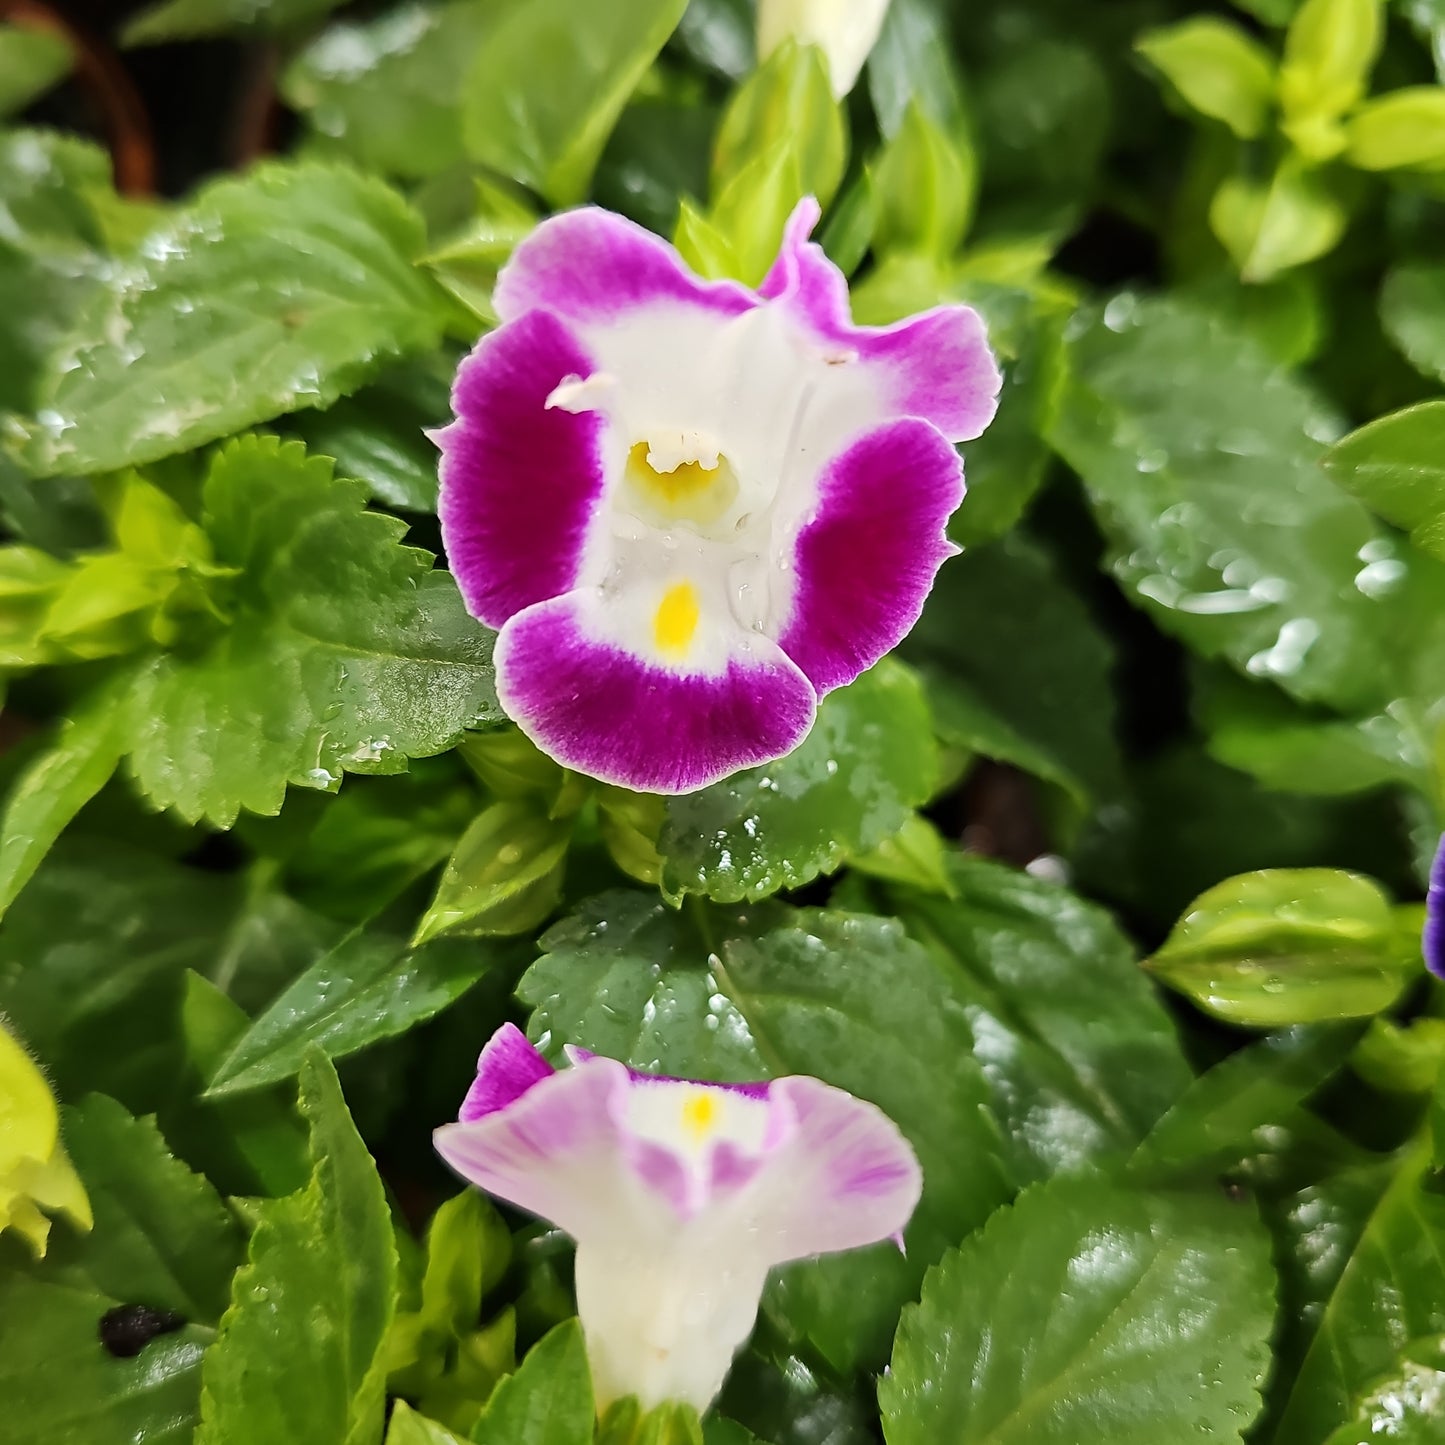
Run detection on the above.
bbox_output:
[3,0,1445,1441]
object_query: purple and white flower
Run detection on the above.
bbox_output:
[433,1024,922,1414]
[435,199,999,794]
[1425,834,1445,980]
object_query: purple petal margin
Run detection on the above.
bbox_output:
[437,310,606,629]
[494,593,817,793]
[1425,833,1445,980]
[780,418,963,695]
[460,1023,555,1123]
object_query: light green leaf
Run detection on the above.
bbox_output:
[848,813,953,895]
[522,893,1012,1370]
[389,1401,469,1445]
[1347,86,1445,170]
[866,0,968,138]
[63,1093,244,1323]
[871,100,975,258]
[123,436,498,827]
[1146,869,1416,1026]
[1137,17,1278,139]
[0,686,124,922]
[1382,265,1445,384]
[25,163,447,476]
[0,1271,209,1444]
[598,1398,706,1445]
[124,0,344,45]
[1209,161,1347,282]
[1272,1144,1445,1442]
[205,930,517,1098]
[1323,1337,1445,1445]
[470,1318,593,1445]
[1326,400,1445,560]
[462,0,687,206]
[415,798,573,945]
[656,660,937,904]
[282,3,493,180]
[1350,1016,1445,1095]
[1279,0,1383,156]
[892,852,1191,1184]
[882,1178,1275,1445]
[0,24,71,116]
[197,1052,397,1445]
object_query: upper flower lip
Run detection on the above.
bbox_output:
[435,197,1000,794]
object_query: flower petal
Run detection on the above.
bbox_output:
[779,418,963,694]
[760,199,1001,442]
[1426,834,1445,980]
[495,207,756,328]
[437,309,606,629]
[494,590,817,793]
[459,1023,555,1123]
[749,1075,922,1264]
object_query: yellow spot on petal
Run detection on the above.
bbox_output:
[680,1090,718,1144]
[654,582,700,656]
[625,441,738,526]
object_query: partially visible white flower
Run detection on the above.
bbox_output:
[757,0,893,97]
[434,1025,921,1415]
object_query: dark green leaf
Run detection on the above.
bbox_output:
[123,436,498,827]
[657,660,937,904]
[25,163,446,476]
[124,0,344,45]
[196,1053,397,1445]
[0,24,71,116]
[470,1318,592,1445]
[1322,1336,1445,1444]
[881,1178,1275,1445]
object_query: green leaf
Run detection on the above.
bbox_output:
[1136,17,1277,139]
[1146,869,1416,1026]
[197,1052,397,1445]
[1048,295,1414,715]
[1326,400,1445,560]
[598,1398,706,1445]
[0,24,71,116]
[470,1318,593,1445]
[205,930,518,1098]
[462,0,687,206]
[282,3,492,181]
[1209,160,1348,282]
[415,798,573,944]
[1351,1016,1445,1095]
[0,686,124,922]
[1279,0,1382,157]
[521,893,1012,1369]
[63,1093,244,1323]
[389,1401,469,1445]
[0,1270,209,1444]
[1382,265,1445,385]
[892,852,1191,1184]
[655,660,937,904]
[25,163,446,476]
[1323,1337,1445,1445]
[871,100,975,258]
[1346,86,1445,170]
[1131,1026,1357,1176]
[1271,1144,1445,1442]
[867,0,968,138]
[123,0,344,45]
[904,534,1122,803]
[123,436,498,827]
[881,1178,1275,1445]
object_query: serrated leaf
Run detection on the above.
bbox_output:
[462,0,687,206]
[657,660,937,904]
[63,1093,243,1323]
[0,685,124,921]
[197,1052,397,1445]
[882,1178,1275,1444]
[0,1270,209,1444]
[892,852,1190,1183]
[25,163,446,476]
[122,436,497,827]
[470,1318,592,1445]
[205,929,519,1098]
[521,893,1012,1370]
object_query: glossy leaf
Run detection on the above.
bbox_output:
[521,892,1012,1370]
[462,0,687,206]
[1322,1337,1445,1445]
[470,1318,593,1445]
[196,1053,397,1445]
[1146,869,1416,1026]
[882,1178,1275,1445]
[123,436,498,827]
[657,660,937,904]
[63,1093,243,1323]
[25,163,447,475]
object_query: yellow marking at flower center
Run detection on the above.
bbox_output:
[625,441,738,526]
[654,582,701,656]
[680,1091,718,1144]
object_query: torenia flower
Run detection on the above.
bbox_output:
[757,0,893,97]
[436,199,998,794]
[433,1024,921,1414]
[0,1023,91,1255]
[1425,834,1445,980]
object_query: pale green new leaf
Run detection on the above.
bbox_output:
[1136,17,1277,139]
[470,1319,593,1445]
